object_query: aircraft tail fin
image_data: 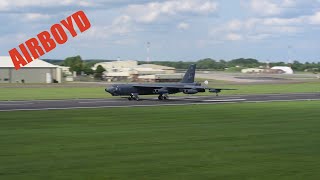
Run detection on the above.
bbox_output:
[180,64,196,83]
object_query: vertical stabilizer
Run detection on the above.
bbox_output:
[180,64,196,83]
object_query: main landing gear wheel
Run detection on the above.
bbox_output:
[158,94,169,100]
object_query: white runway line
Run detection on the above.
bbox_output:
[0,103,33,106]
[266,95,293,98]
[246,99,320,103]
[170,96,243,100]
[78,101,121,104]
[201,99,247,102]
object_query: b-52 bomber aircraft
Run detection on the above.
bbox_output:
[105,64,236,101]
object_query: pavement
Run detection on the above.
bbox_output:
[0,93,319,112]
[196,72,319,83]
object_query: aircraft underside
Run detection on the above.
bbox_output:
[125,89,217,101]
[127,93,170,101]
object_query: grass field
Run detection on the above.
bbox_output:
[0,82,319,100]
[1,101,320,179]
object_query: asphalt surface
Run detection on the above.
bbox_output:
[0,93,319,112]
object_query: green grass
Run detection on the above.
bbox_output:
[0,87,106,100]
[1,101,320,179]
[0,82,319,100]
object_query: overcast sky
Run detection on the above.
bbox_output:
[1,0,320,62]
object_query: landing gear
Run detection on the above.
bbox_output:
[129,93,140,101]
[216,93,219,97]
[158,94,169,101]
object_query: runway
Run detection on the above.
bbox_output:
[0,93,319,112]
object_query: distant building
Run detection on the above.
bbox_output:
[103,71,132,82]
[138,64,176,74]
[271,66,294,74]
[0,56,62,83]
[92,60,138,71]
[97,60,177,82]
[57,65,74,82]
[138,74,183,82]
[57,65,72,76]
[241,68,264,74]
[241,67,290,74]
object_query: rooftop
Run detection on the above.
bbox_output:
[0,56,57,68]
[138,64,176,70]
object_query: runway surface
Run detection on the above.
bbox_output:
[0,93,319,112]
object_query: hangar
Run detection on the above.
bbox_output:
[96,60,178,82]
[0,56,62,83]
[271,66,294,74]
[138,74,183,82]
[137,64,176,74]
[93,60,137,71]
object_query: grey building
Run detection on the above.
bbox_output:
[0,56,62,83]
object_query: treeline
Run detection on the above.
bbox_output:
[140,58,261,70]
[44,57,320,72]
[291,61,320,72]
[139,58,320,72]
[52,56,105,79]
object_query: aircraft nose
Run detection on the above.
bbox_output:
[105,87,115,93]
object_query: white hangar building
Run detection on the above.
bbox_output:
[96,60,179,82]
[271,66,294,74]
[0,56,62,83]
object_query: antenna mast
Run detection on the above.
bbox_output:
[147,42,150,62]
[288,45,292,67]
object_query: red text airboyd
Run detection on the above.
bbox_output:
[8,10,91,70]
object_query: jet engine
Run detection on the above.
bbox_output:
[183,89,198,94]
[153,88,169,94]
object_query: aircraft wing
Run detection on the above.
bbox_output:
[132,84,206,90]
[133,84,236,90]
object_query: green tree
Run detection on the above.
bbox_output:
[291,60,303,71]
[197,58,214,69]
[83,64,94,75]
[94,65,106,79]
[229,58,261,68]
[63,56,84,74]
